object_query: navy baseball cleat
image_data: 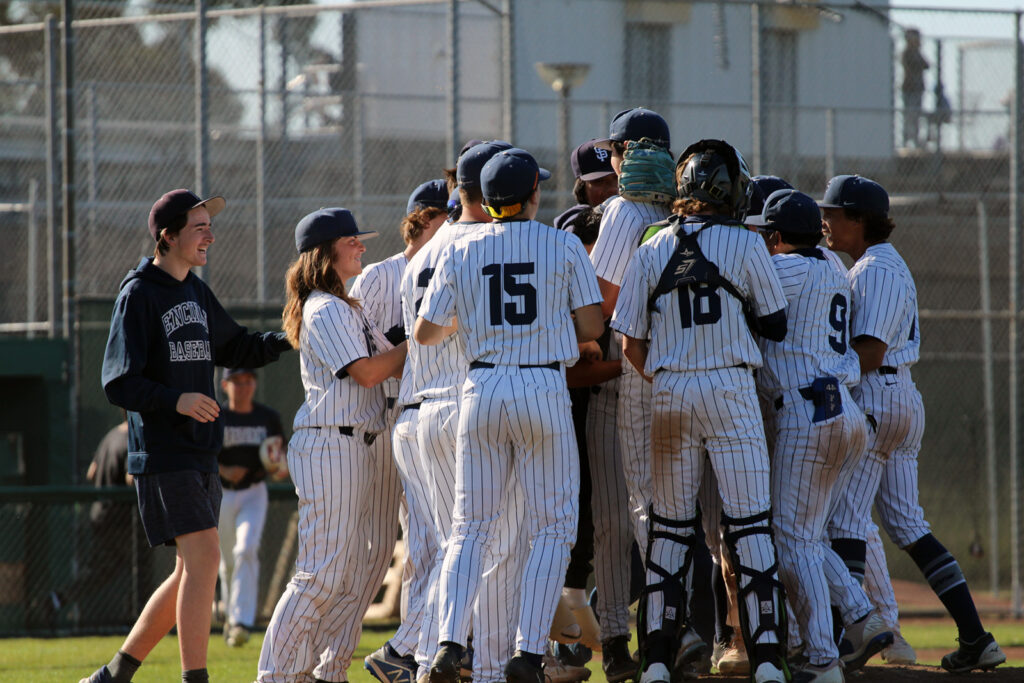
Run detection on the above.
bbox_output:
[940,632,1006,673]
[365,642,418,683]
[504,652,544,683]
[838,610,894,672]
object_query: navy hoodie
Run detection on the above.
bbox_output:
[102,257,292,475]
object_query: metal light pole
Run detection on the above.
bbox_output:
[535,63,590,196]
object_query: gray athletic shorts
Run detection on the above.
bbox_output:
[135,470,222,547]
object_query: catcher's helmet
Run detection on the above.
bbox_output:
[676,139,752,220]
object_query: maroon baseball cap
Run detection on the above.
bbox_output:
[148,189,226,241]
[571,139,616,182]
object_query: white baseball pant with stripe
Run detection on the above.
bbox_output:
[438,365,578,656]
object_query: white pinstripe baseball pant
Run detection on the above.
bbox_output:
[390,405,439,655]
[829,369,930,548]
[416,396,528,683]
[617,359,652,553]
[645,367,775,644]
[438,366,578,656]
[258,428,377,683]
[770,384,869,664]
[865,522,901,629]
[585,380,634,640]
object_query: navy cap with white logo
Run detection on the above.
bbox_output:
[294,208,378,254]
[571,139,616,181]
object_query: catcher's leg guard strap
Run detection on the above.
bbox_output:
[721,509,787,667]
[639,508,699,658]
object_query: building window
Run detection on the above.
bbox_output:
[625,22,671,102]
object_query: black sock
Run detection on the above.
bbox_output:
[830,605,844,646]
[907,533,984,642]
[830,538,867,584]
[644,629,672,666]
[182,668,208,683]
[711,567,731,644]
[519,650,544,669]
[439,640,464,657]
[753,643,781,667]
[385,642,404,658]
[107,650,142,683]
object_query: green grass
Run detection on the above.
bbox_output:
[1,618,1021,682]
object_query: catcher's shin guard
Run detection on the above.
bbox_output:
[721,509,788,679]
[638,507,699,666]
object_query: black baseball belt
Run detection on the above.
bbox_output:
[469,361,559,371]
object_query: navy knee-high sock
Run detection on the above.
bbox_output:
[907,533,984,642]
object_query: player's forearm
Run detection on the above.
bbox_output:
[852,336,888,374]
[573,304,605,342]
[413,316,454,346]
[345,343,408,388]
[566,358,622,388]
[622,335,651,381]
[598,278,620,319]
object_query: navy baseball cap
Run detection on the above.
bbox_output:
[595,108,670,151]
[480,148,551,218]
[148,189,225,241]
[406,179,448,214]
[294,208,378,254]
[571,139,615,181]
[457,140,514,190]
[222,367,255,381]
[554,203,590,233]
[459,139,485,157]
[748,175,794,218]
[746,189,822,234]
[818,175,889,216]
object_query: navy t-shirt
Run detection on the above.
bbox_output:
[217,402,284,489]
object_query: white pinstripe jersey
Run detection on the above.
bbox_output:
[611,217,787,373]
[589,196,673,286]
[756,247,861,396]
[350,252,408,400]
[292,290,386,432]
[420,219,603,366]
[848,242,920,368]
[399,221,481,402]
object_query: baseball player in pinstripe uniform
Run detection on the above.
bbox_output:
[258,208,407,683]
[416,147,604,683]
[821,175,1005,674]
[587,107,674,682]
[361,180,450,683]
[747,189,894,682]
[612,140,789,683]
[404,141,532,683]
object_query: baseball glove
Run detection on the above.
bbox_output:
[259,435,289,481]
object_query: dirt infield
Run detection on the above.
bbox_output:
[701,664,1023,682]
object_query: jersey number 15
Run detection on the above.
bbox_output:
[482,262,537,326]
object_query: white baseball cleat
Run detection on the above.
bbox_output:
[881,632,916,665]
[638,662,670,683]
[752,661,787,683]
[789,658,843,683]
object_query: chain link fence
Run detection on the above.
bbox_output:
[2,0,1024,634]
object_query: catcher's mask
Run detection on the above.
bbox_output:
[676,139,753,220]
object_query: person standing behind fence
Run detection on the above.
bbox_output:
[81,189,293,683]
[901,28,928,149]
[257,208,407,683]
[216,367,284,649]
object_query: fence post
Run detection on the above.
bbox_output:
[45,15,60,340]
[501,0,514,143]
[257,6,267,306]
[28,179,38,340]
[194,0,209,282]
[825,108,836,183]
[447,0,460,167]
[1011,9,1023,619]
[750,3,762,174]
[977,199,999,597]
